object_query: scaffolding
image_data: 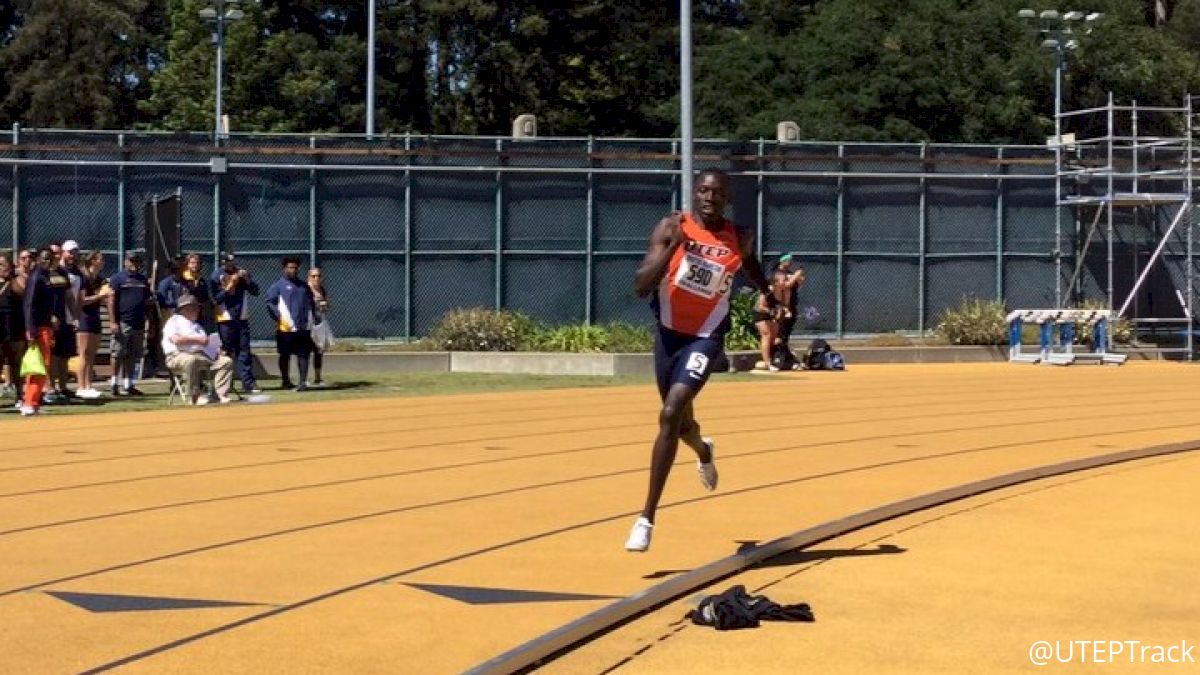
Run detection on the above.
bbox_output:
[1056,93,1194,358]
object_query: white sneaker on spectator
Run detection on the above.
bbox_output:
[218,395,234,404]
[19,405,38,417]
[624,517,653,552]
[697,437,718,491]
[76,388,102,400]
[193,396,210,406]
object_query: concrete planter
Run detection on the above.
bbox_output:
[449,352,653,376]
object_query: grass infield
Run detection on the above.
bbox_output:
[0,370,757,419]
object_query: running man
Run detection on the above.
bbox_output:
[626,169,776,552]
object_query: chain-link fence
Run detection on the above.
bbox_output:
[2,128,1169,341]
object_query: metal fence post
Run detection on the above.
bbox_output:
[1106,91,1114,312]
[995,146,1005,300]
[309,136,318,266]
[671,140,679,210]
[117,133,126,256]
[918,143,927,333]
[495,138,504,311]
[403,133,413,340]
[836,143,845,337]
[756,139,765,260]
[585,136,595,325]
[10,124,19,252]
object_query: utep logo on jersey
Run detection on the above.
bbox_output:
[683,240,731,259]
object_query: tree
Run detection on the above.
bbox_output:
[140,0,430,134]
[1,0,156,128]
[687,0,1200,143]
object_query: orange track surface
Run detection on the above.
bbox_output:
[1,363,1198,673]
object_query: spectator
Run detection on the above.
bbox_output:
[0,253,24,404]
[21,247,70,416]
[751,289,778,372]
[770,255,806,370]
[156,254,187,318]
[75,250,111,399]
[210,253,261,394]
[264,255,316,391]
[306,266,331,387]
[51,240,83,400]
[7,249,32,402]
[178,254,213,331]
[106,251,152,397]
[162,293,233,405]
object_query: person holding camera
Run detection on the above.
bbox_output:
[210,253,261,394]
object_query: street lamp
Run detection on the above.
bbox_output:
[1018,8,1102,307]
[367,0,376,138]
[1018,8,1103,146]
[199,0,246,143]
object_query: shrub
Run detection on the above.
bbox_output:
[725,288,761,351]
[1073,299,1134,345]
[935,297,1007,345]
[428,308,534,351]
[603,322,654,352]
[537,324,610,352]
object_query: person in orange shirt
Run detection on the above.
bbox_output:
[626,169,776,552]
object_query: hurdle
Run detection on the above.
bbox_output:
[1006,309,1128,366]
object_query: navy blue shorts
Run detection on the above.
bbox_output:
[654,326,723,400]
[78,309,102,334]
[53,324,78,358]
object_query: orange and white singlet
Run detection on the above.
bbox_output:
[655,213,743,337]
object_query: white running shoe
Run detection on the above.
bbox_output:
[76,388,102,400]
[624,517,653,552]
[697,437,718,491]
[19,405,38,417]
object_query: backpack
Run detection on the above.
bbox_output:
[771,340,797,371]
[804,338,845,371]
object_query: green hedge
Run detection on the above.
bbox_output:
[428,308,655,352]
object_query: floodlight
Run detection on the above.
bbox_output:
[1018,8,1037,19]
[1041,38,1060,50]
[198,7,217,19]
[225,8,244,19]
[1085,12,1103,22]
[1040,9,1060,21]
[1062,11,1083,21]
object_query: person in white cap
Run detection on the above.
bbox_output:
[162,292,233,405]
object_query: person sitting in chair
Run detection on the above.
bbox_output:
[162,293,233,406]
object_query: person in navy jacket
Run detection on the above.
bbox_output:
[210,253,260,394]
[106,251,153,396]
[263,255,317,391]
